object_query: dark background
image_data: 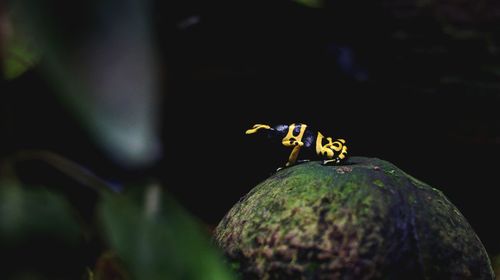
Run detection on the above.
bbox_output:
[1,0,499,256]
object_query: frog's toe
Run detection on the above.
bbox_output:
[322,159,339,165]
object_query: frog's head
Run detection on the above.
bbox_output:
[246,124,272,135]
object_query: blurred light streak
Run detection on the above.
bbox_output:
[13,0,162,168]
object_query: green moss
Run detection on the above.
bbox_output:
[214,157,494,279]
[373,179,385,188]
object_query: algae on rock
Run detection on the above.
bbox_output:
[214,157,493,279]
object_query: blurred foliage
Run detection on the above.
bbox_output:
[0,180,85,280]
[8,0,161,168]
[0,154,235,280]
[1,0,235,278]
[292,0,323,8]
[0,181,82,244]
[0,3,40,79]
[1,27,40,80]
[100,185,234,280]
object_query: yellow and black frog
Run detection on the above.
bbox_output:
[246,123,348,167]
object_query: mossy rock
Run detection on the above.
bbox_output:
[214,157,493,279]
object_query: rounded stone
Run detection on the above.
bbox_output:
[214,157,493,279]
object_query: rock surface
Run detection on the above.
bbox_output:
[214,157,494,279]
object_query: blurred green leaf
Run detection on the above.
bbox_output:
[2,27,40,79]
[99,185,235,280]
[0,181,81,242]
[292,0,323,8]
[11,0,161,168]
[0,181,85,279]
[0,7,41,79]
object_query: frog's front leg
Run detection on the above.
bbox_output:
[285,144,302,167]
[276,145,302,172]
[275,146,307,172]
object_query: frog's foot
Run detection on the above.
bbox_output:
[277,162,294,172]
[322,158,340,165]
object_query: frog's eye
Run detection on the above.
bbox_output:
[293,126,301,135]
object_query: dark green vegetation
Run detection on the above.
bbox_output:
[0,152,234,280]
[215,157,494,279]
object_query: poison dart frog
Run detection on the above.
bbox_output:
[246,123,348,167]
